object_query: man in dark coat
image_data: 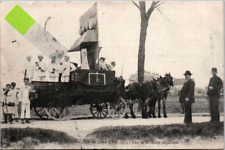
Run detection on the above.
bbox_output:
[179,71,195,124]
[207,68,223,122]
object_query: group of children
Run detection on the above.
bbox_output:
[25,54,116,83]
[24,54,76,83]
[1,78,31,124]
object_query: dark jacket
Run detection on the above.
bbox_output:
[207,75,223,96]
[179,79,195,103]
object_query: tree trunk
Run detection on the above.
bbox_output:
[138,17,148,83]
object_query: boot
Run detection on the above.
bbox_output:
[9,114,13,124]
[26,119,30,123]
[21,119,25,124]
[2,114,8,124]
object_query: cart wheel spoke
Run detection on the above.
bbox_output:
[90,103,108,119]
[34,107,49,120]
[45,106,75,121]
[108,98,127,118]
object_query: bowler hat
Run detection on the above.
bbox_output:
[184,70,192,76]
[211,67,217,72]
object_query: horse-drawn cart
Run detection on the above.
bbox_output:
[30,69,127,120]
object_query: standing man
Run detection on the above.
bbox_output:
[23,56,34,82]
[37,54,47,81]
[207,67,223,122]
[19,78,31,124]
[179,71,195,124]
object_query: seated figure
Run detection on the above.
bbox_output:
[99,57,108,71]
[107,61,116,71]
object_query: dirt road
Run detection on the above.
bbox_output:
[2,115,224,139]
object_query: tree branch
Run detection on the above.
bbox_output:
[154,2,164,8]
[132,1,140,10]
[146,1,161,20]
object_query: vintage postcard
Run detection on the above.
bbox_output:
[0,1,224,149]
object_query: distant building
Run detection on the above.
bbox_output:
[129,71,159,83]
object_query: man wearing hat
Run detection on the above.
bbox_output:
[99,57,108,71]
[179,70,195,124]
[207,67,223,122]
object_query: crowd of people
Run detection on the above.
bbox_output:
[24,55,116,83]
[24,54,76,83]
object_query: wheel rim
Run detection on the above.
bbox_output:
[34,107,49,120]
[90,103,108,119]
[108,98,127,118]
[45,106,75,121]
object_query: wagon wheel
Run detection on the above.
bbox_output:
[90,103,108,119]
[33,107,49,120]
[108,98,127,118]
[45,105,76,121]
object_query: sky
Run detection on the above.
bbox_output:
[0,1,224,88]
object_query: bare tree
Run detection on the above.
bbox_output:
[132,1,163,83]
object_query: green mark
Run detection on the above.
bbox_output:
[5,5,36,35]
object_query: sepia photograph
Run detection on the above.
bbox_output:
[0,1,224,149]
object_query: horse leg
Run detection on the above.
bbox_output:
[147,98,152,118]
[141,100,147,119]
[130,103,136,118]
[163,98,167,118]
[152,99,156,118]
[158,99,161,118]
[124,112,129,119]
[124,102,129,119]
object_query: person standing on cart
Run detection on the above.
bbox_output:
[19,78,31,124]
[60,55,76,82]
[23,56,34,82]
[1,84,15,124]
[37,54,47,81]
[207,67,223,122]
[48,55,59,82]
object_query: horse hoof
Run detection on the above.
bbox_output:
[132,115,136,119]
[164,115,168,118]
[124,115,129,119]
[153,115,156,118]
[158,115,161,118]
